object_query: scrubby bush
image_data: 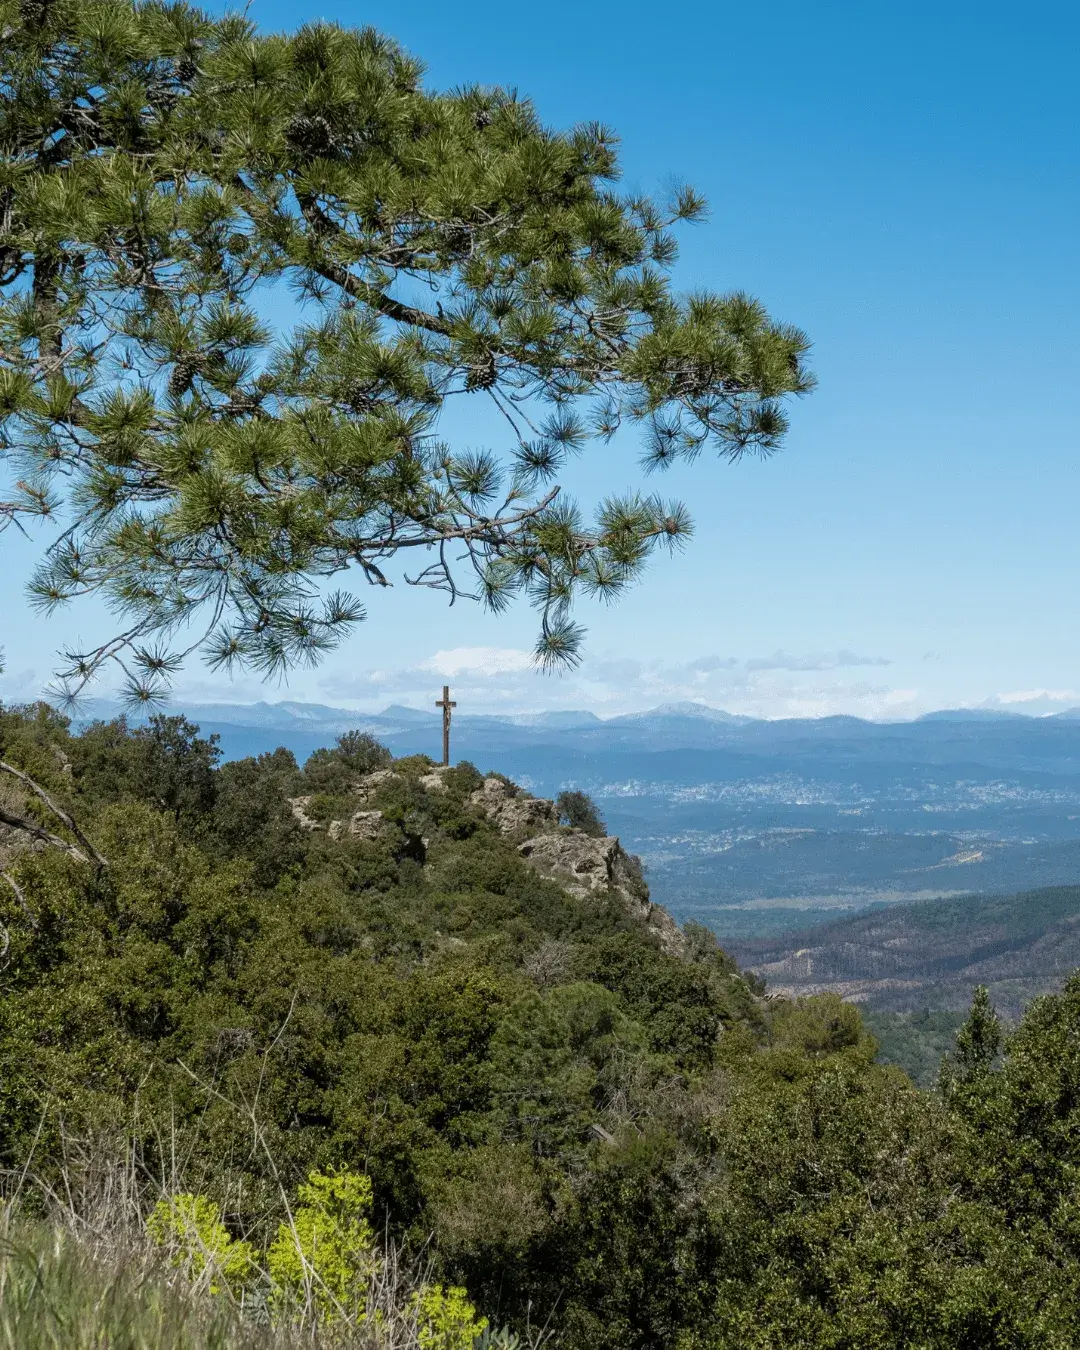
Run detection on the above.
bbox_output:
[411,1283,488,1349]
[302,732,393,797]
[267,1168,376,1320]
[555,790,606,836]
[148,1193,256,1295]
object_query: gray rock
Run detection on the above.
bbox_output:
[518,829,684,955]
[291,797,386,844]
[353,768,401,802]
[469,777,557,837]
[517,830,621,898]
[288,796,322,831]
[345,809,385,841]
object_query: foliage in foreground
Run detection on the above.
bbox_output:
[0,1219,242,1350]
[0,1203,508,1350]
[4,704,1080,1345]
[147,1167,488,1345]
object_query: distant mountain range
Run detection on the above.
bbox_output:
[71,695,1080,769]
[68,697,1080,937]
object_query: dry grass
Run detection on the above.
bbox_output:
[0,1123,536,1350]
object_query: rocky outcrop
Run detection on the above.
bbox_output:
[329,809,386,842]
[288,796,321,830]
[294,770,684,956]
[353,769,400,803]
[517,828,684,955]
[290,795,389,845]
[468,776,557,837]
[462,775,683,954]
[516,830,623,898]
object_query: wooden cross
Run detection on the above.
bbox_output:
[435,685,456,766]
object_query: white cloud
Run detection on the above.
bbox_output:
[996,688,1076,705]
[744,649,891,672]
[417,646,534,677]
[315,646,919,722]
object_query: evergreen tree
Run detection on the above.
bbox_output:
[0,0,812,702]
[556,788,606,836]
[952,984,1003,1079]
[939,983,1002,1096]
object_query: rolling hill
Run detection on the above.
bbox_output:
[732,883,1080,1020]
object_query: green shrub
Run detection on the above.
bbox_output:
[555,791,605,837]
[411,1282,488,1349]
[336,732,394,776]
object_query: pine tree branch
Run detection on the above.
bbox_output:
[239,181,451,335]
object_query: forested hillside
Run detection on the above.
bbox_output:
[736,884,1080,1018]
[5,702,1080,1346]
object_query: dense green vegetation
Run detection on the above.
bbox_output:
[863,1007,968,1087]
[7,703,1080,1345]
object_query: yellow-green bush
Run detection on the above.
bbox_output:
[266,1167,376,1319]
[147,1192,256,1295]
[411,1282,488,1349]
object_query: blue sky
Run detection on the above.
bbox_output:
[4,0,1080,718]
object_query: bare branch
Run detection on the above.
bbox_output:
[0,761,107,868]
[1,869,39,930]
[0,804,88,863]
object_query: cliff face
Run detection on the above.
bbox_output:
[290,765,685,955]
[471,776,685,956]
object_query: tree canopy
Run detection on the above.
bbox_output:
[0,0,812,702]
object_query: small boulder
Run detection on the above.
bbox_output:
[346,809,385,841]
[353,768,401,802]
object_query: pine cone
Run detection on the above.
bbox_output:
[168,353,204,400]
[465,350,497,391]
[19,0,52,27]
[286,114,334,155]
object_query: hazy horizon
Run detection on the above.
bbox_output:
[58,690,1080,726]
